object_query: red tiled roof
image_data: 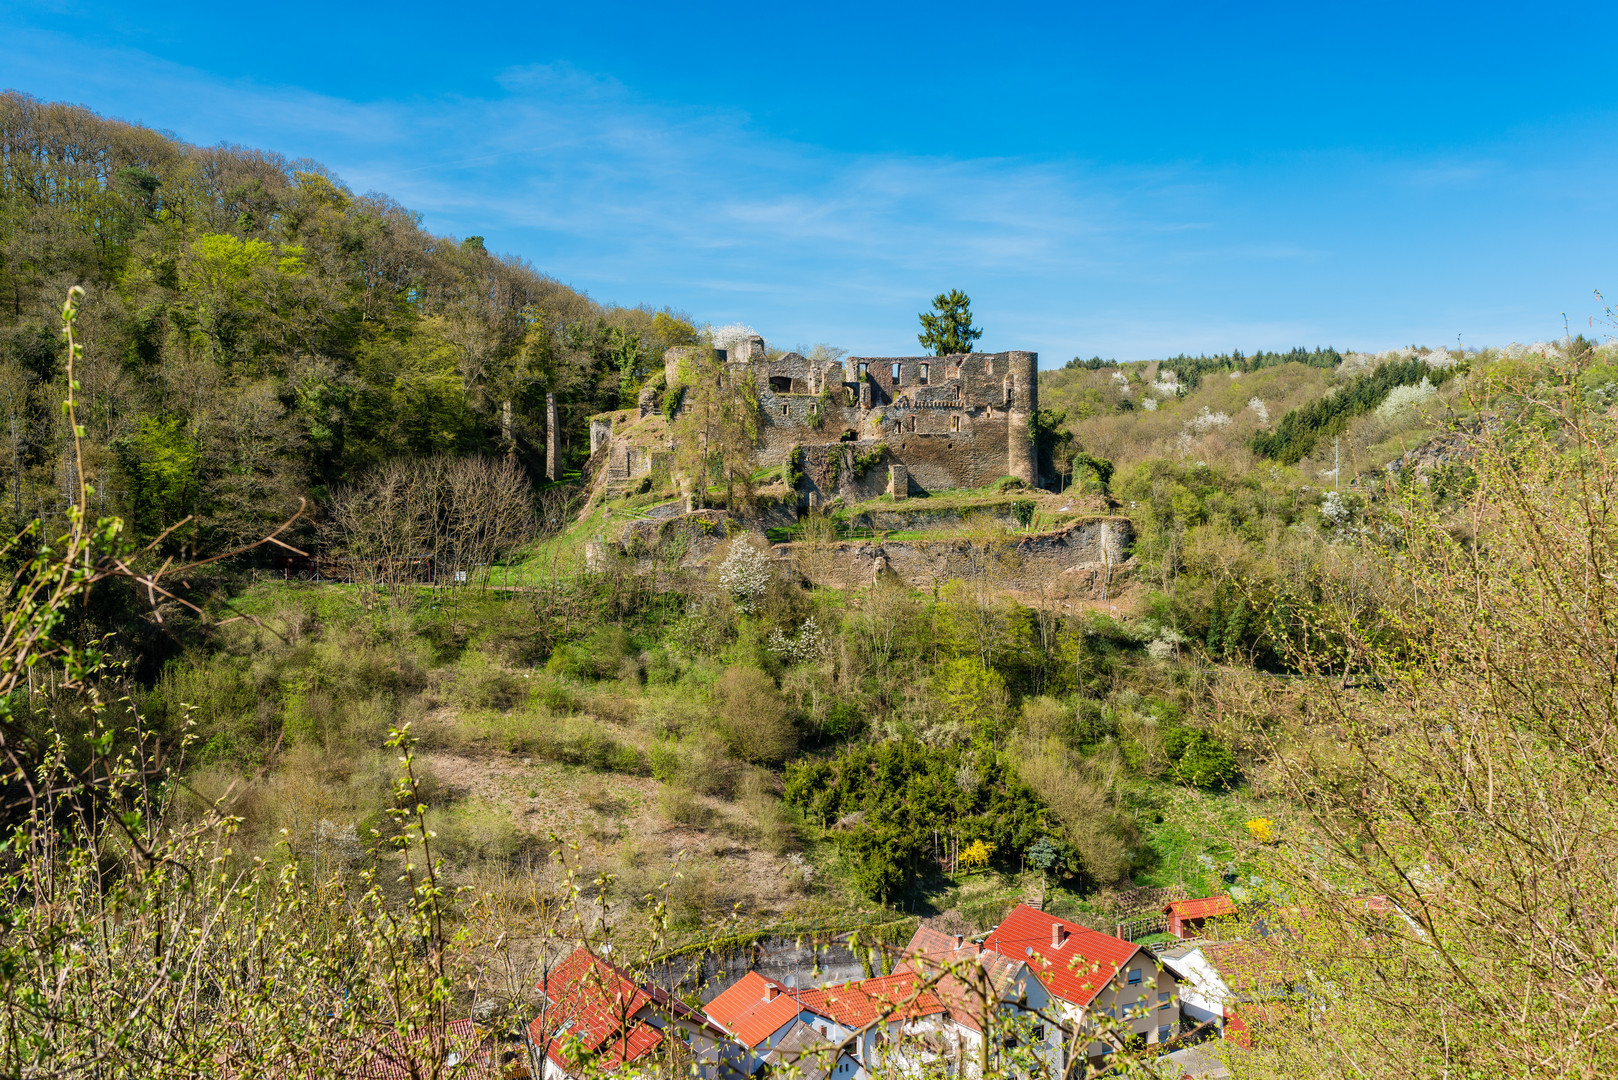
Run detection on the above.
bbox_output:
[793,973,947,1029]
[893,926,1023,1034]
[1165,896,1236,920]
[530,948,715,1072]
[704,972,803,1048]
[981,904,1143,1008]
[331,1019,503,1079]
[1200,941,1289,995]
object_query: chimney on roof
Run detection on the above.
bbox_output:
[953,935,964,950]
[764,984,779,1002]
[1052,922,1067,949]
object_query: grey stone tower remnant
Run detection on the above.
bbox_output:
[1003,350,1038,487]
[545,392,560,481]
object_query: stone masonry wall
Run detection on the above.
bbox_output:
[770,516,1133,595]
[641,348,1039,493]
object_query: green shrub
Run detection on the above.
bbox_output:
[468,711,646,774]
[546,625,634,681]
[819,700,866,742]
[1161,725,1239,790]
[650,733,739,798]
[658,783,715,829]
[426,800,534,863]
[644,647,680,686]
[713,665,798,764]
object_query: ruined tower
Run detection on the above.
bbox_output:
[545,392,560,481]
[1003,350,1038,487]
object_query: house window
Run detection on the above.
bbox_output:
[919,363,929,385]
[1032,1025,1045,1042]
[1158,1025,1172,1043]
[891,362,902,383]
[950,415,960,432]
[1158,992,1171,1011]
[1128,969,1142,985]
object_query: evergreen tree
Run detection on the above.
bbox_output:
[917,289,984,356]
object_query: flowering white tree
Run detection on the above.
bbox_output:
[767,616,828,663]
[709,323,760,353]
[717,540,772,613]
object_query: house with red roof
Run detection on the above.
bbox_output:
[527,948,736,1079]
[790,971,957,1076]
[981,904,1182,1066]
[892,924,1061,1076]
[1163,895,1237,939]
[332,1018,509,1079]
[1159,939,1292,1037]
[760,1021,861,1080]
[702,972,818,1074]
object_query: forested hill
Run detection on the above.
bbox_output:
[0,92,693,548]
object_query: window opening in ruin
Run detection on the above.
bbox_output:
[950,415,959,432]
[769,375,792,393]
[857,362,868,379]
[987,405,994,418]
[840,429,857,442]
[891,362,902,383]
[986,359,994,375]
[906,415,915,433]
[781,404,789,416]
[919,363,929,385]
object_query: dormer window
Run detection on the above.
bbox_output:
[919,363,930,385]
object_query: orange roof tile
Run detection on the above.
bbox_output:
[704,972,803,1048]
[894,926,1024,1034]
[338,1019,503,1079]
[981,904,1144,1008]
[793,973,947,1029]
[530,948,716,1072]
[1165,896,1237,920]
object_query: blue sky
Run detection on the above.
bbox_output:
[3,0,1616,361]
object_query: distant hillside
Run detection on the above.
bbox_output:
[0,91,693,549]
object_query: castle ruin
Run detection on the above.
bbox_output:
[595,334,1042,502]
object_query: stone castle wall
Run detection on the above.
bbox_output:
[770,516,1133,595]
[641,345,1039,493]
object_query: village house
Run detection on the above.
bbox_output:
[789,971,956,1077]
[760,1021,862,1080]
[527,948,736,1079]
[1164,895,1238,940]
[1158,940,1290,1044]
[892,924,1062,1076]
[344,1018,507,1079]
[702,971,818,1074]
[981,904,1182,1066]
